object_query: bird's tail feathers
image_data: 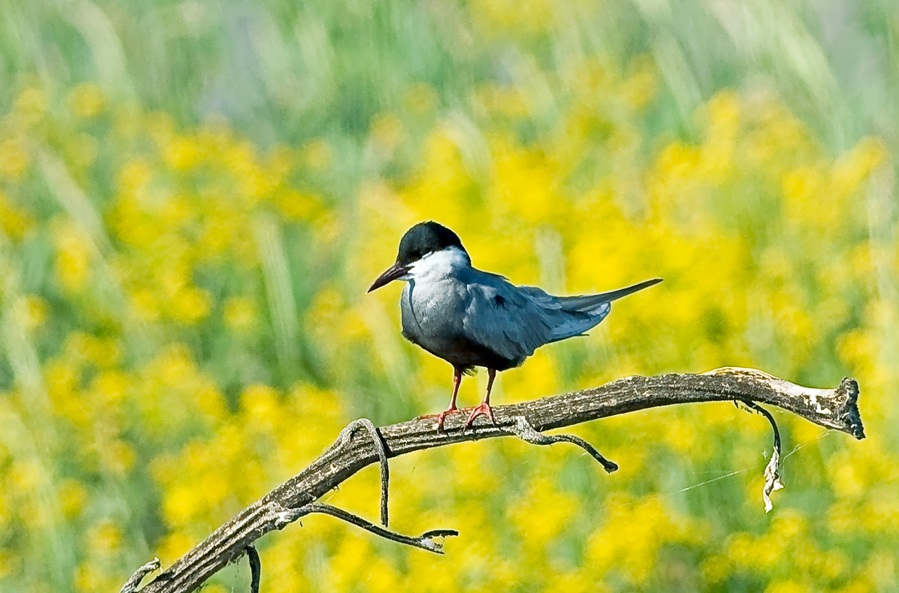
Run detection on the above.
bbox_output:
[558,278,662,313]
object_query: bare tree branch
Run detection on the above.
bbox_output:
[120,558,160,593]
[130,368,864,593]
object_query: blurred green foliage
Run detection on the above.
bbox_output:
[0,1,897,592]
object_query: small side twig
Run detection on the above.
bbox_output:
[738,400,784,512]
[245,546,260,593]
[274,502,457,554]
[508,416,618,473]
[120,557,161,593]
[340,419,390,526]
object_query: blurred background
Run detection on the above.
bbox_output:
[1,1,897,591]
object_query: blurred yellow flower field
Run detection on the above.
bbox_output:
[0,2,897,592]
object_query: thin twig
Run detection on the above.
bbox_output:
[340,419,390,526]
[738,400,784,512]
[246,546,260,593]
[274,502,458,554]
[120,558,160,593]
[507,416,618,473]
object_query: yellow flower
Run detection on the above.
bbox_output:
[765,580,812,593]
[240,383,282,430]
[0,190,33,239]
[700,555,730,583]
[864,551,897,591]
[706,90,742,136]
[543,572,608,593]
[507,477,576,546]
[585,495,703,585]
[158,531,194,563]
[52,221,93,292]
[831,137,889,195]
[224,296,258,331]
[75,563,107,592]
[129,287,161,321]
[163,135,202,171]
[116,158,153,198]
[12,295,48,331]
[171,286,212,324]
[469,0,555,36]
[104,441,137,475]
[57,479,88,519]
[68,83,106,118]
[0,549,16,579]
[274,189,324,221]
[91,370,128,405]
[87,520,123,555]
[13,87,46,123]
[0,138,30,180]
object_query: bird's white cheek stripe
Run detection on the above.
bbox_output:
[408,247,471,281]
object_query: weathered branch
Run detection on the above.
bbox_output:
[131,368,863,593]
[120,558,161,593]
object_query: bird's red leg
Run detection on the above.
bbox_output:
[465,368,497,428]
[433,367,462,431]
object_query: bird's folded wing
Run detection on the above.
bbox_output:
[459,278,610,361]
[459,280,554,362]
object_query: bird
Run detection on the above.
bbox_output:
[367,221,662,431]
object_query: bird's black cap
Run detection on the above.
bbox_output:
[396,221,465,266]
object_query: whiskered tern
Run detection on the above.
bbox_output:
[368,221,661,431]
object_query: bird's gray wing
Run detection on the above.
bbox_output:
[456,272,550,362]
[459,272,597,362]
[518,286,609,342]
[555,278,662,312]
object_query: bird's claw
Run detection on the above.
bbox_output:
[420,397,496,433]
[419,407,459,432]
[464,402,496,429]
[436,408,459,432]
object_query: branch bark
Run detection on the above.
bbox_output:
[128,368,864,593]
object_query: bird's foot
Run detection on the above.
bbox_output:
[420,407,460,432]
[436,408,459,432]
[464,402,496,429]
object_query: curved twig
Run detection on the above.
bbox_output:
[296,503,458,554]
[245,546,260,593]
[738,400,784,511]
[339,419,390,526]
[507,416,618,472]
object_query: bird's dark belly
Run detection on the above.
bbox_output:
[406,330,520,371]
[401,312,520,371]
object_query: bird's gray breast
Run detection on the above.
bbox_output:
[401,278,464,352]
[400,277,516,370]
